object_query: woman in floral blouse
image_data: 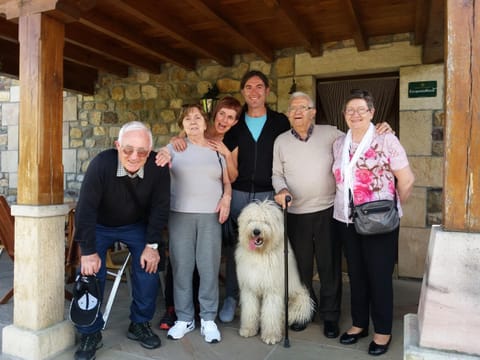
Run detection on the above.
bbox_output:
[332,89,414,357]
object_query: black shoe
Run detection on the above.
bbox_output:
[339,328,369,345]
[159,306,177,330]
[324,320,340,338]
[74,332,102,360]
[127,322,161,349]
[368,336,391,356]
[289,322,308,332]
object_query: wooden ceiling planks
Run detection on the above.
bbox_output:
[0,0,443,94]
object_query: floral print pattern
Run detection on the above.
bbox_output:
[332,133,410,223]
[349,142,396,204]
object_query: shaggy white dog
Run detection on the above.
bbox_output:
[235,200,314,345]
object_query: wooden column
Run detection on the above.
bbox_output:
[444,0,480,231]
[2,11,75,360]
[17,12,64,205]
[412,1,480,357]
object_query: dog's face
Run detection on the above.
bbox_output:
[237,200,284,254]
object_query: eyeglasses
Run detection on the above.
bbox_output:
[121,146,150,158]
[288,105,314,113]
[344,107,370,116]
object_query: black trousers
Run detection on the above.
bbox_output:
[287,207,342,322]
[333,219,398,335]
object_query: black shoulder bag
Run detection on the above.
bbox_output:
[350,191,399,235]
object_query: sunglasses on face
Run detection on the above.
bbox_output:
[121,146,149,158]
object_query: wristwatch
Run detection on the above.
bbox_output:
[146,243,158,250]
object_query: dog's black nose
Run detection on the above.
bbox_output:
[253,228,261,236]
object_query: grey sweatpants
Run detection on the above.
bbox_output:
[168,211,221,322]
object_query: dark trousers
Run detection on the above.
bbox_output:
[334,219,398,335]
[287,207,342,322]
[77,222,159,334]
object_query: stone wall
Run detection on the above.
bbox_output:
[0,36,443,278]
[398,64,444,278]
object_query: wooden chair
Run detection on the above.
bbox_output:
[0,196,14,304]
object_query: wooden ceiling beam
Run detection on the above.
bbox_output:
[64,60,97,94]
[0,37,96,94]
[185,0,274,63]
[414,0,430,45]
[0,16,17,42]
[110,0,231,67]
[77,10,196,69]
[54,0,96,21]
[422,0,444,64]
[64,43,129,78]
[0,0,57,19]
[0,37,19,76]
[40,0,97,24]
[263,0,323,56]
[65,23,162,74]
[342,0,368,51]
[0,16,128,78]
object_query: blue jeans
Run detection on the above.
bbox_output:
[76,222,159,334]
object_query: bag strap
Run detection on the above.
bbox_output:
[349,190,355,220]
[216,151,225,194]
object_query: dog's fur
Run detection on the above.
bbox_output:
[235,200,314,345]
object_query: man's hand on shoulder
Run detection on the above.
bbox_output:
[170,136,187,152]
[155,146,172,168]
[375,122,394,135]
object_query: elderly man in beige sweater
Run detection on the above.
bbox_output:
[272,91,392,339]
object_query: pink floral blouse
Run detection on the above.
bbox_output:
[332,132,410,223]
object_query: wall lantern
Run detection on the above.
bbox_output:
[288,78,297,94]
[201,84,219,115]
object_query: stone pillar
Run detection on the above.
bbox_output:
[404,226,480,359]
[404,0,480,358]
[2,204,75,360]
[418,226,480,354]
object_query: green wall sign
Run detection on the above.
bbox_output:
[408,81,437,98]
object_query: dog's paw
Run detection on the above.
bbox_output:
[239,327,258,338]
[261,333,282,345]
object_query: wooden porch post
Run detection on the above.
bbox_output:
[1,10,74,360]
[443,0,480,231]
[410,0,480,357]
[16,14,64,205]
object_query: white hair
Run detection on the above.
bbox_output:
[289,91,314,107]
[118,121,153,148]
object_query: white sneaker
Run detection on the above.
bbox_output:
[167,320,195,340]
[201,319,221,343]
